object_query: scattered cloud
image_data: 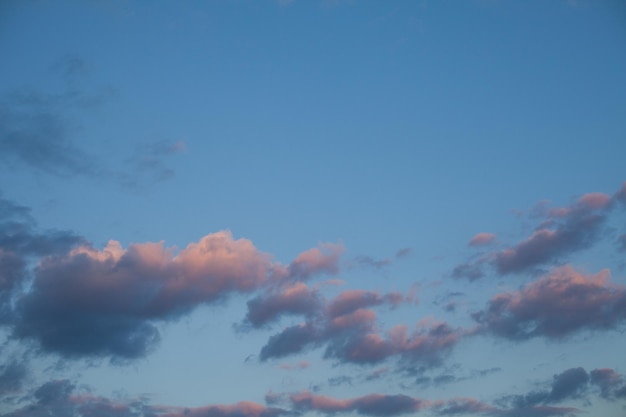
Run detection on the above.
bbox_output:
[253,287,456,367]
[2,379,288,417]
[472,265,626,340]
[453,183,626,279]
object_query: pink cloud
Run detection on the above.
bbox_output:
[473,265,626,339]
[289,391,426,416]
[11,231,344,359]
[468,233,496,247]
[285,242,344,280]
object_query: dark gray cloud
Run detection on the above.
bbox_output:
[472,266,626,340]
[0,195,83,324]
[590,368,626,400]
[0,359,28,397]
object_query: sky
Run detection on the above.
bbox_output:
[0,0,626,416]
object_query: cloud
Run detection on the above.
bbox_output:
[155,402,288,417]
[255,288,456,367]
[0,359,28,397]
[242,283,322,329]
[0,195,84,324]
[395,248,412,258]
[451,261,486,281]
[5,230,342,360]
[325,290,409,318]
[2,379,288,417]
[616,234,626,252]
[590,368,626,400]
[493,192,612,275]
[433,397,497,415]
[453,183,626,279]
[289,391,426,416]
[495,366,626,414]
[0,57,183,188]
[287,392,579,417]
[352,255,391,269]
[472,266,626,340]
[284,243,343,281]
[260,308,465,368]
[469,233,496,247]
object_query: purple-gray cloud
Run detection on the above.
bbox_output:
[472,266,626,340]
[453,183,626,280]
[2,221,341,360]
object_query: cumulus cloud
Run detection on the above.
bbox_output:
[472,266,626,340]
[4,229,342,360]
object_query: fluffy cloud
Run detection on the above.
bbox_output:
[472,266,626,340]
[7,231,341,360]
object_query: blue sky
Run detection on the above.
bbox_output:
[0,1,625,416]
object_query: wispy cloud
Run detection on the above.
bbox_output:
[0,57,183,189]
